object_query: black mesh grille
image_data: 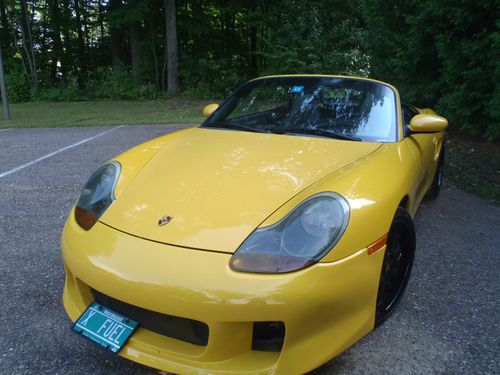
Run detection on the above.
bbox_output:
[91,289,209,346]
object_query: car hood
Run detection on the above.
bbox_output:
[100,128,381,253]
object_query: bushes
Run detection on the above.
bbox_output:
[6,66,201,102]
[87,69,160,99]
[29,69,162,101]
[33,81,84,101]
[5,68,31,102]
[87,69,136,99]
[179,58,245,99]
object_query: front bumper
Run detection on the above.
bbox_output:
[62,214,384,374]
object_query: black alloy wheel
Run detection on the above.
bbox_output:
[375,207,416,326]
[426,144,445,200]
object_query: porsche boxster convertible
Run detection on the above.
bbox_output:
[62,75,447,374]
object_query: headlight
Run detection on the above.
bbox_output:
[74,161,121,230]
[230,192,350,273]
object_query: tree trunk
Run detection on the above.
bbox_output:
[149,21,159,89]
[128,20,142,84]
[0,45,10,120]
[39,1,49,69]
[81,0,92,68]
[18,0,37,89]
[48,0,64,82]
[108,0,124,68]
[74,0,86,87]
[248,2,258,77]
[190,0,203,58]
[164,0,179,94]
[61,0,73,77]
[0,0,9,51]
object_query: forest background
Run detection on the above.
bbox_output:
[1,0,499,139]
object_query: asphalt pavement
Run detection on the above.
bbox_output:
[0,125,498,375]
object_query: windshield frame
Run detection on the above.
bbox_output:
[201,75,401,143]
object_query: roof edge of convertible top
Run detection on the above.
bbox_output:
[249,74,397,92]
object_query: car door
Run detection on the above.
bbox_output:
[402,106,440,205]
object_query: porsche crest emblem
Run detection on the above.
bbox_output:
[158,215,173,226]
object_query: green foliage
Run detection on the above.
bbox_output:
[5,68,31,102]
[176,0,369,98]
[363,0,499,139]
[131,83,162,100]
[2,0,498,139]
[180,57,244,99]
[88,69,136,99]
[262,1,369,77]
[31,70,162,101]
[89,69,161,100]
[33,81,85,101]
[108,0,148,27]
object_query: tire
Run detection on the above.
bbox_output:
[426,144,445,200]
[375,207,416,326]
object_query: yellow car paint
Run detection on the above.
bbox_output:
[63,215,384,374]
[258,129,445,263]
[202,103,219,117]
[62,74,447,374]
[409,113,448,133]
[113,128,194,199]
[101,128,382,253]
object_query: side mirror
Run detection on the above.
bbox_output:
[202,103,219,117]
[409,114,448,133]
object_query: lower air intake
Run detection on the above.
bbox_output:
[91,289,209,346]
[252,321,285,352]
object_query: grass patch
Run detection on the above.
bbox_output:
[445,133,500,204]
[0,99,213,128]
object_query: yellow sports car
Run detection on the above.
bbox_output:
[62,75,447,374]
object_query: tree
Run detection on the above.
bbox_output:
[0,45,10,120]
[108,0,124,68]
[0,0,497,140]
[124,0,145,83]
[164,0,179,94]
[362,0,500,139]
[73,0,86,86]
[5,0,38,90]
[0,0,10,51]
[47,0,65,81]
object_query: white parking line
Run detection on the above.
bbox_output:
[0,126,125,179]
[0,128,11,133]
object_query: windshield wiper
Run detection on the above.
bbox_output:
[203,121,268,134]
[272,128,362,141]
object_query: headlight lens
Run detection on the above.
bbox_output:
[74,161,121,230]
[230,192,350,273]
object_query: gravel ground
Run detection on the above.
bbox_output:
[0,125,498,375]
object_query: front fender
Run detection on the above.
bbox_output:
[259,143,417,262]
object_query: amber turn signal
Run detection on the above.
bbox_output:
[75,206,98,231]
[367,233,388,255]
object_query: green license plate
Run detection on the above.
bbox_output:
[72,302,138,353]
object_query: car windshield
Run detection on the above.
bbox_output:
[203,76,398,142]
